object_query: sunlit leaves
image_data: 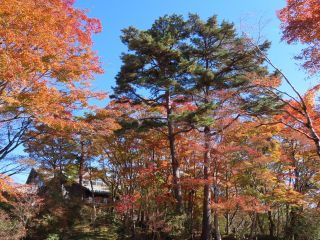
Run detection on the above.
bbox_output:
[279,0,320,72]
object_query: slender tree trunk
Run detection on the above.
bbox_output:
[268,211,275,238]
[250,213,257,240]
[89,172,97,224]
[188,190,195,238]
[225,212,230,236]
[166,91,183,213]
[201,126,212,240]
[201,182,211,240]
[214,212,222,240]
[276,208,280,238]
[140,210,146,229]
[288,207,298,240]
[225,170,230,236]
[257,214,265,235]
[313,138,320,157]
[78,141,85,186]
[285,204,289,231]
[213,185,222,240]
[304,113,320,157]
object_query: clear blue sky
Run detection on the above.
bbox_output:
[75,0,314,95]
[13,0,314,183]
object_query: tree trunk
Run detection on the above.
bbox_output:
[276,208,280,238]
[213,185,222,240]
[188,190,195,239]
[166,91,183,213]
[313,138,320,157]
[201,126,212,240]
[288,207,298,240]
[89,172,97,224]
[268,211,275,238]
[225,172,230,236]
[225,212,230,236]
[214,211,222,240]
[250,213,257,240]
[201,184,211,240]
[78,141,85,186]
[257,214,265,235]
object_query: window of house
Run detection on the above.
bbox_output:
[83,180,89,185]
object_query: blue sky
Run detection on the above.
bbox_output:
[13,0,313,183]
[74,0,314,96]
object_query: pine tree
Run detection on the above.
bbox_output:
[113,15,191,213]
[185,14,272,240]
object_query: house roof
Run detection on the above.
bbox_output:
[26,168,110,196]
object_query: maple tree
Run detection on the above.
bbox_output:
[0,179,42,239]
[0,174,15,202]
[13,185,43,231]
[249,38,320,160]
[0,0,104,164]
[0,1,109,236]
[279,0,320,72]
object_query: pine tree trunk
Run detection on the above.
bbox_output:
[201,126,212,240]
[201,184,211,240]
[166,91,183,213]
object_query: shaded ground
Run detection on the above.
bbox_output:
[68,223,119,240]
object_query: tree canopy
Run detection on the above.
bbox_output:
[1,1,320,240]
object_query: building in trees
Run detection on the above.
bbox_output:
[26,168,110,204]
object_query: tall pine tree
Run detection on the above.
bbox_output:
[113,15,191,213]
[185,14,272,240]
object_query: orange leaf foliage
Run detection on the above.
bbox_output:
[0,175,15,202]
[279,0,320,72]
[0,0,103,128]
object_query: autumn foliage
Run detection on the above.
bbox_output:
[0,0,104,128]
[1,1,320,240]
[279,0,320,72]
